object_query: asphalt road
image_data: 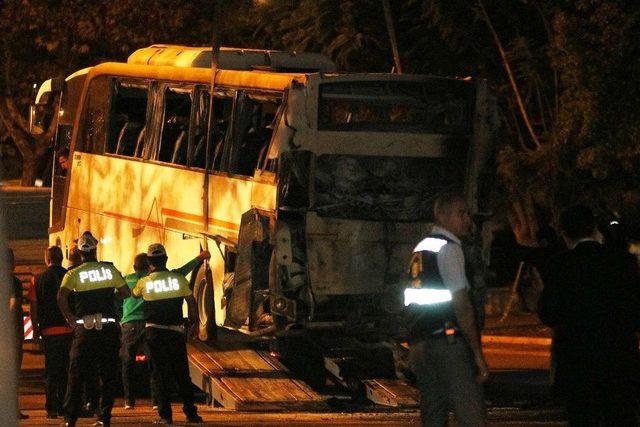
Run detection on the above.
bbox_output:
[0,186,50,240]
[19,350,563,426]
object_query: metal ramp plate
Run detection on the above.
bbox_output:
[363,379,419,407]
[188,341,327,411]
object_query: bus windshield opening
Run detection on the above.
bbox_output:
[318,80,473,134]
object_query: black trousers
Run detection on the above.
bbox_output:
[145,327,197,420]
[119,321,148,405]
[43,333,73,413]
[63,324,120,423]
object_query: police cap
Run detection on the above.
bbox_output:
[147,243,167,257]
[77,234,98,252]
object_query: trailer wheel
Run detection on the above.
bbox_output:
[193,264,216,341]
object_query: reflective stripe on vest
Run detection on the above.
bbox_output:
[413,237,448,254]
[404,288,452,306]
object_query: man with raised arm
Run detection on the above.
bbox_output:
[120,250,208,410]
[132,244,208,425]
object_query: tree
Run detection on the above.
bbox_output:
[0,0,234,185]
[415,0,640,232]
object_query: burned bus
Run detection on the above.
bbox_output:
[32,45,494,343]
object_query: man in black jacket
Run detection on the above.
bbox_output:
[513,204,640,425]
[33,246,73,419]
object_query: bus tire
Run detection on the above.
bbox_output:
[193,263,216,342]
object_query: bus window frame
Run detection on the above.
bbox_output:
[155,83,194,167]
[74,75,283,181]
[104,78,151,158]
[220,89,282,178]
[256,90,289,174]
[189,86,236,174]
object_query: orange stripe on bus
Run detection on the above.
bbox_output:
[102,211,162,228]
[103,209,239,232]
[161,208,240,231]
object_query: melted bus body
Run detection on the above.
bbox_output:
[34,45,494,340]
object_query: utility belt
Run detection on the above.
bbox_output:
[145,323,185,334]
[76,313,117,330]
[410,321,460,345]
[430,322,460,343]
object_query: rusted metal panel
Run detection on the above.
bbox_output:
[306,213,431,296]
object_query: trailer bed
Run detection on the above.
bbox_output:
[188,340,327,411]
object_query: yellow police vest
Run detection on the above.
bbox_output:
[132,270,191,301]
[61,261,126,292]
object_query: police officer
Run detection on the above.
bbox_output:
[120,251,208,410]
[68,242,100,417]
[406,191,488,427]
[132,244,206,425]
[57,233,130,427]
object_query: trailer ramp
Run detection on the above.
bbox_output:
[188,340,327,411]
[363,379,419,407]
[324,348,419,408]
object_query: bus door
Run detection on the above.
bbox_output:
[49,72,90,232]
[50,124,72,231]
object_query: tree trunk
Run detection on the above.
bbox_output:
[477,0,541,149]
[0,97,57,186]
[20,153,37,186]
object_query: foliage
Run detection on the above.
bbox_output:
[2,0,640,232]
[0,0,241,184]
[249,0,391,72]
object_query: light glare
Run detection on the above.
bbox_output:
[413,237,447,253]
[404,288,452,306]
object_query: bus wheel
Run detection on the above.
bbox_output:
[193,264,216,342]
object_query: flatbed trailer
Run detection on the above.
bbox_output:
[188,340,327,411]
[188,338,419,410]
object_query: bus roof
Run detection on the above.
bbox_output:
[128,44,337,73]
[88,62,304,92]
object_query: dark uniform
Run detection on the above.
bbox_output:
[67,258,100,415]
[406,229,485,426]
[34,264,73,416]
[535,241,640,425]
[132,269,200,423]
[61,261,126,425]
[120,256,200,408]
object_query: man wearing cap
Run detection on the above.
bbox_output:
[57,233,130,427]
[120,250,209,410]
[132,243,208,424]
